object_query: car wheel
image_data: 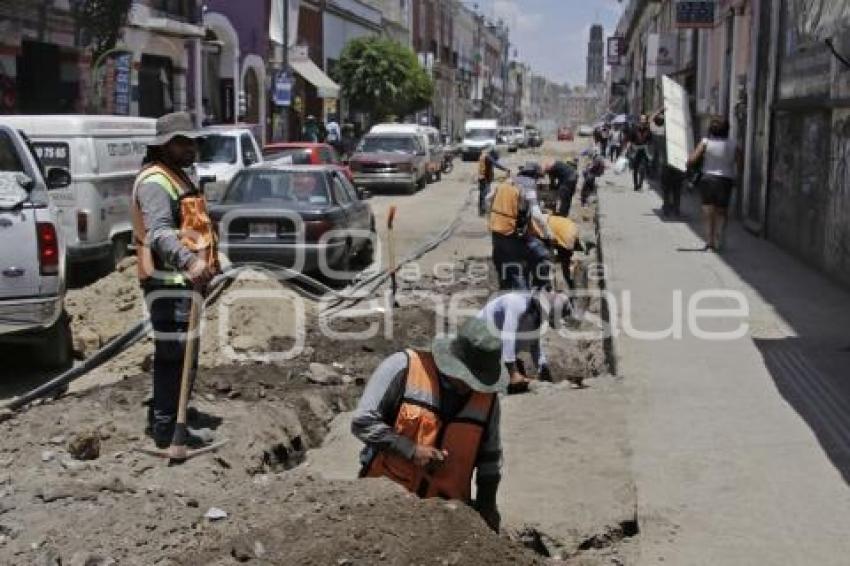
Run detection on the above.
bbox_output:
[418,175,427,191]
[39,310,73,370]
[111,234,130,268]
[355,224,376,267]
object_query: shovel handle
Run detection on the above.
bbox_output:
[172,286,202,448]
[387,205,397,230]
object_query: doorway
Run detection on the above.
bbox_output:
[139,54,175,118]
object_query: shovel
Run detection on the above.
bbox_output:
[387,206,399,308]
[138,286,227,463]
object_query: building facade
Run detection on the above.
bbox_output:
[586,24,605,88]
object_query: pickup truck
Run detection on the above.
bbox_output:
[0,124,73,368]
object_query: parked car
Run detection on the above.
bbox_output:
[526,127,543,148]
[557,127,574,141]
[349,132,430,194]
[0,115,156,272]
[499,128,517,153]
[0,124,73,368]
[263,142,353,183]
[578,125,595,137]
[512,127,527,148]
[369,124,443,183]
[210,165,375,275]
[195,126,263,202]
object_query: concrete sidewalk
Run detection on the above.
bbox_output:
[597,171,850,564]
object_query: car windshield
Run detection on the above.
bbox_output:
[223,171,331,206]
[358,136,416,154]
[264,148,313,165]
[0,132,24,173]
[198,135,237,164]
[467,129,496,140]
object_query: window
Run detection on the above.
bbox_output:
[223,171,330,205]
[0,132,24,173]
[198,135,237,164]
[339,174,360,202]
[240,134,258,165]
[264,148,313,165]
[332,176,352,205]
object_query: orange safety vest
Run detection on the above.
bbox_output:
[130,163,219,285]
[365,350,495,502]
[488,181,522,236]
[531,215,579,250]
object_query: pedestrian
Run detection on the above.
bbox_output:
[325,116,341,152]
[542,157,579,217]
[608,125,623,161]
[302,114,320,143]
[340,122,357,159]
[131,112,219,449]
[688,117,741,251]
[352,317,506,532]
[625,114,653,191]
[599,124,611,158]
[478,145,509,216]
[529,214,584,290]
[487,162,552,290]
[477,291,565,393]
[652,109,685,217]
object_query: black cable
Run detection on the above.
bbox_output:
[826,38,850,70]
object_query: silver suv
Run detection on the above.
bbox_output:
[0,124,72,368]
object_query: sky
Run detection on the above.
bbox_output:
[465,0,625,87]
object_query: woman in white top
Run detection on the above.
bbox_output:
[687,118,741,251]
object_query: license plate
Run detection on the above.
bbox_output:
[249,222,277,238]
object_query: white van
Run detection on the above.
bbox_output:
[368,123,440,182]
[0,115,156,271]
[461,119,499,161]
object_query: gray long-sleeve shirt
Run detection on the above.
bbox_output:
[477,292,546,367]
[136,179,196,272]
[351,351,502,482]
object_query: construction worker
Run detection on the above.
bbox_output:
[486,163,552,290]
[131,112,218,449]
[530,214,585,290]
[352,317,506,531]
[478,145,509,216]
[580,149,606,207]
[543,157,579,217]
[477,290,568,393]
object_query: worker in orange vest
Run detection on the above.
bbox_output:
[352,318,506,531]
[131,112,219,449]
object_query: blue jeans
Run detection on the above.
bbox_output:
[492,234,528,290]
[525,236,553,290]
[144,284,197,443]
[557,181,576,217]
[479,179,490,215]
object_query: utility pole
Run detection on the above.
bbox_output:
[281,0,291,142]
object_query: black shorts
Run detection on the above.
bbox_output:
[699,175,734,208]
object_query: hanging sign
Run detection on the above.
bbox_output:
[675,1,716,28]
[273,71,294,107]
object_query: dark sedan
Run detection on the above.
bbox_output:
[210,165,375,276]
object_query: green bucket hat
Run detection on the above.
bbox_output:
[431,318,508,394]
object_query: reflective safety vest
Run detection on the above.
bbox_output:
[365,350,495,502]
[531,215,579,250]
[488,181,522,236]
[130,163,219,285]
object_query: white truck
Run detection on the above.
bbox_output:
[461,119,499,161]
[195,126,264,202]
[0,116,156,273]
[0,123,73,368]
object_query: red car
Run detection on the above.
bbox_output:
[557,127,574,141]
[263,142,354,182]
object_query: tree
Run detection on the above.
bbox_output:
[333,37,433,122]
[72,0,133,61]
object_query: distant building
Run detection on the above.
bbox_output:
[586,24,604,88]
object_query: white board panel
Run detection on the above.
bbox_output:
[662,75,694,172]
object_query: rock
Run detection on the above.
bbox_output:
[230,540,254,562]
[140,353,154,373]
[307,363,341,385]
[37,547,61,566]
[40,450,54,463]
[253,541,266,558]
[68,431,101,461]
[204,507,228,521]
[72,327,101,358]
[68,552,117,566]
[60,458,89,472]
[185,497,199,508]
[214,381,232,394]
[232,335,262,352]
[48,435,66,445]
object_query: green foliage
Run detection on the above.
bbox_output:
[333,37,433,121]
[72,0,133,61]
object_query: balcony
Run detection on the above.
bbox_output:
[129,1,204,38]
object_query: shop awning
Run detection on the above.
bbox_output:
[290,58,340,99]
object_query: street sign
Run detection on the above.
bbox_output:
[273,71,294,107]
[113,52,132,116]
[607,37,625,65]
[675,0,716,29]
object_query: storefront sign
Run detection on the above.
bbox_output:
[675,0,716,28]
[607,37,625,65]
[273,71,293,106]
[113,52,132,116]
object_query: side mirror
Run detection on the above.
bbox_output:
[46,168,71,190]
[244,153,257,166]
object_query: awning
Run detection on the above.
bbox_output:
[290,58,340,99]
